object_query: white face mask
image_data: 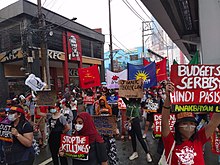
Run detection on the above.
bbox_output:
[179,124,196,139]
[179,124,196,132]
[8,114,16,121]
[75,124,83,131]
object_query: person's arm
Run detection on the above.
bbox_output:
[161,82,174,137]
[63,124,70,134]
[11,128,33,147]
[205,113,220,139]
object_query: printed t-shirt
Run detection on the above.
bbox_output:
[162,127,209,165]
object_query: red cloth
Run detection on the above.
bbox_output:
[35,106,48,119]
[162,128,209,165]
[75,112,104,144]
[78,65,101,89]
[143,58,168,82]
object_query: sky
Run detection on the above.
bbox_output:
[0,0,153,52]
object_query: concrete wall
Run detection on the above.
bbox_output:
[199,0,220,64]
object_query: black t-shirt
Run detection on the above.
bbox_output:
[5,120,34,164]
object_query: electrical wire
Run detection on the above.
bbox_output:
[122,0,145,21]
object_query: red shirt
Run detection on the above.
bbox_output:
[162,128,209,165]
[35,106,48,119]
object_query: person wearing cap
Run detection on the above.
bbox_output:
[4,105,35,165]
[162,82,220,165]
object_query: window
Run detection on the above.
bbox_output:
[130,54,138,61]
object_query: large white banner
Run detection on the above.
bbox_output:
[106,69,127,89]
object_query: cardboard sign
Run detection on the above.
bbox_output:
[36,91,57,106]
[0,123,12,142]
[118,79,143,98]
[93,115,117,136]
[153,114,176,138]
[170,65,220,112]
[60,135,89,160]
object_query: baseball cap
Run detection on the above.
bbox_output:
[8,106,25,114]
[175,112,198,124]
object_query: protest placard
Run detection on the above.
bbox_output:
[153,114,176,138]
[36,90,57,106]
[170,65,220,112]
[118,79,143,98]
[144,98,159,112]
[93,115,117,136]
[0,123,12,142]
[60,134,89,160]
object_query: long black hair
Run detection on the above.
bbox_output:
[174,122,197,145]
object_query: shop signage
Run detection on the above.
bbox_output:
[69,68,78,77]
[48,50,65,61]
[0,49,23,62]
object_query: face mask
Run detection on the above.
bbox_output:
[50,109,57,113]
[8,114,16,121]
[75,124,83,131]
[179,124,196,138]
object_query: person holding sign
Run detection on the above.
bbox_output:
[48,102,70,165]
[72,112,108,165]
[4,105,35,165]
[96,96,119,165]
[161,82,220,165]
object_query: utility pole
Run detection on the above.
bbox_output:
[142,21,153,57]
[37,0,51,89]
[108,0,113,71]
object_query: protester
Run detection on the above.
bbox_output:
[70,95,78,121]
[61,100,73,136]
[35,105,48,148]
[72,112,108,165]
[83,88,95,115]
[48,102,70,165]
[4,105,35,165]
[122,97,152,162]
[95,96,119,165]
[161,82,220,164]
[117,97,127,140]
[0,108,8,163]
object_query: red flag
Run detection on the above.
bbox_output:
[156,58,167,81]
[143,58,150,66]
[78,65,101,89]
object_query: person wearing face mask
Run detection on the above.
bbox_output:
[72,112,108,165]
[95,96,119,165]
[48,102,70,165]
[161,82,220,165]
[4,105,35,165]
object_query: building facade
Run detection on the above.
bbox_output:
[0,0,105,106]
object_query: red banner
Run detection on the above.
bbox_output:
[156,58,167,81]
[60,134,89,159]
[153,114,176,137]
[67,32,82,61]
[143,58,167,82]
[78,65,101,89]
[170,65,220,105]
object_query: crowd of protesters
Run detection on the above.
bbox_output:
[0,81,216,165]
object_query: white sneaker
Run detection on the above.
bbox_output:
[129,152,138,160]
[146,153,152,162]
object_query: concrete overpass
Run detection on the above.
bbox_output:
[141,0,220,64]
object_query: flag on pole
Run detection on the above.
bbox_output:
[78,65,101,89]
[128,62,157,88]
[156,58,168,81]
[189,50,199,64]
[143,58,150,66]
[106,69,127,89]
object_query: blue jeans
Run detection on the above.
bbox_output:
[86,104,94,115]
